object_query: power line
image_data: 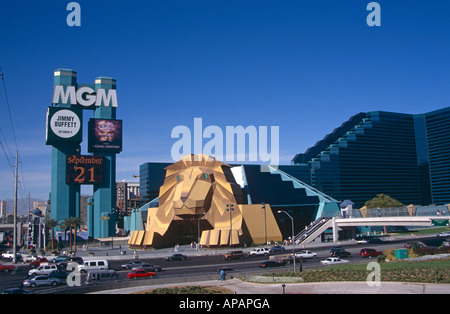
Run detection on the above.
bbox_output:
[0,65,19,154]
[0,67,28,201]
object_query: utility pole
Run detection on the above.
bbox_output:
[13,153,19,264]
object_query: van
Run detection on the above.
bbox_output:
[85,270,119,285]
[77,260,109,273]
[223,250,245,261]
[28,263,58,276]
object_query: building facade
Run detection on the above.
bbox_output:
[135,157,340,246]
[116,181,140,216]
[292,107,450,207]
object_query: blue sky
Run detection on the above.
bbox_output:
[0,0,449,201]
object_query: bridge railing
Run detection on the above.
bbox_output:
[327,204,450,219]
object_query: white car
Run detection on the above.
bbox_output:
[24,255,37,263]
[320,257,349,265]
[248,248,270,257]
[437,232,450,238]
[295,250,317,259]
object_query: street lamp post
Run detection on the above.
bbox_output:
[262,202,267,245]
[226,204,234,247]
[197,212,206,250]
[277,210,296,273]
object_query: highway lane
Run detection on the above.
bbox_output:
[107,238,418,279]
[1,235,443,293]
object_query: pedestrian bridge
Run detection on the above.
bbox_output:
[295,216,450,245]
[335,216,449,227]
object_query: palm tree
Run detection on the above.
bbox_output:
[62,217,75,252]
[71,217,83,253]
[45,218,59,252]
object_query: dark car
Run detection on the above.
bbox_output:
[167,254,187,261]
[48,256,69,263]
[215,267,235,273]
[132,263,162,272]
[121,260,146,270]
[48,270,70,280]
[1,288,33,294]
[269,246,285,253]
[360,248,382,258]
[404,242,424,249]
[259,260,286,268]
[330,248,351,258]
[367,238,383,244]
[68,256,84,264]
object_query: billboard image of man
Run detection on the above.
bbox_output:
[88,119,122,153]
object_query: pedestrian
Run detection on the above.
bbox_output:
[219,269,225,281]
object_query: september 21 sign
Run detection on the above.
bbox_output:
[66,155,104,184]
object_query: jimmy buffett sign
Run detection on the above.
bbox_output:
[46,107,82,144]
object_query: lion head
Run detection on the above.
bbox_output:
[140,154,246,248]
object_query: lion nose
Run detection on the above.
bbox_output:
[180,192,188,203]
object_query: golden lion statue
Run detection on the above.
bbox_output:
[128,154,282,248]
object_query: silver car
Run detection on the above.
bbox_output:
[23,275,62,287]
[131,263,162,272]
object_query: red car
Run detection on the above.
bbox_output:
[127,269,156,279]
[30,257,48,268]
[0,263,15,272]
[360,248,382,258]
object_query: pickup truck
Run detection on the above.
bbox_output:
[272,250,318,264]
[1,251,22,261]
[294,250,317,259]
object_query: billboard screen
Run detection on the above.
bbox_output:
[88,119,122,153]
[46,107,82,145]
[66,155,104,185]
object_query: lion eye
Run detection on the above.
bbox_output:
[177,175,181,181]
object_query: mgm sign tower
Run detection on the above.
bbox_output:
[46,69,122,238]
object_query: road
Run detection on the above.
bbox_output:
[0,235,445,293]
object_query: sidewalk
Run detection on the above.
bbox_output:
[92,278,450,294]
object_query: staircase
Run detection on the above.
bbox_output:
[294,217,334,245]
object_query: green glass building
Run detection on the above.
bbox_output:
[292,107,450,207]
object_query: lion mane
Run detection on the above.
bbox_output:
[133,154,247,248]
